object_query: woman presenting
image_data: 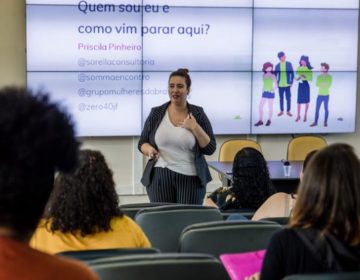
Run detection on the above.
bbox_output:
[138,68,216,204]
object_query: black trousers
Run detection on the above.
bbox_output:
[279,86,291,112]
[147,167,205,204]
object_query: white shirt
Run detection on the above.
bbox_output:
[154,110,197,176]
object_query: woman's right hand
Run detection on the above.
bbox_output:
[148,146,159,160]
[204,198,219,208]
[141,143,159,160]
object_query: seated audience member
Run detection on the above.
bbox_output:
[251,150,317,221]
[259,143,360,279]
[205,148,275,210]
[31,149,151,255]
[0,88,98,279]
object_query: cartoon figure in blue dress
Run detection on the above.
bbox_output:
[295,55,313,122]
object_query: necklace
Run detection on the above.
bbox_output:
[168,107,188,126]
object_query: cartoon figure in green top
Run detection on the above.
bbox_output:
[274,51,294,117]
[295,55,313,122]
[310,63,332,127]
[254,62,277,126]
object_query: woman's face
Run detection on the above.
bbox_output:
[265,66,273,73]
[300,59,306,66]
[168,75,189,106]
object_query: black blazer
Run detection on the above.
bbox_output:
[138,102,216,187]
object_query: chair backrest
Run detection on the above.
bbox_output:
[283,272,360,280]
[179,220,282,258]
[56,248,160,263]
[287,136,327,161]
[135,205,223,252]
[219,139,262,162]
[88,253,231,280]
[120,202,176,220]
[260,217,290,226]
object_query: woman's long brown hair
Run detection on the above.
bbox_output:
[290,143,360,246]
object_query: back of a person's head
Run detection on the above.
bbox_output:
[302,149,317,172]
[232,148,275,208]
[0,87,78,240]
[290,143,360,246]
[47,149,122,236]
[296,149,318,189]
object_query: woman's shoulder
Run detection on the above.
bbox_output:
[34,218,53,232]
[188,103,211,124]
[111,215,142,230]
[144,102,170,122]
[268,192,290,200]
[151,102,170,112]
[111,215,149,242]
[298,66,309,71]
[258,192,291,207]
[36,218,48,227]
[270,228,299,245]
[251,192,291,221]
[188,103,204,113]
[111,215,132,224]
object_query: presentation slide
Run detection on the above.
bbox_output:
[28,72,143,136]
[26,0,359,136]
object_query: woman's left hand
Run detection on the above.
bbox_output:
[179,113,197,132]
[179,112,211,149]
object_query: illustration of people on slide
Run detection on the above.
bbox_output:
[295,55,313,122]
[274,51,294,117]
[254,62,277,126]
[310,63,332,127]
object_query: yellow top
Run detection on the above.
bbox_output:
[30,215,151,255]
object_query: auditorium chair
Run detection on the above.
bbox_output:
[283,271,360,280]
[134,205,223,252]
[219,139,262,162]
[120,202,176,220]
[287,135,327,161]
[179,220,282,258]
[88,253,231,280]
[56,247,160,262]
[260,216,290,226]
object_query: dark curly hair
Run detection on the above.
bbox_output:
[232,148,275,209]
[46,149,123,236]
[0,87,78,240]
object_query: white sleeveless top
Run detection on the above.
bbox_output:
[154,110,197,176]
